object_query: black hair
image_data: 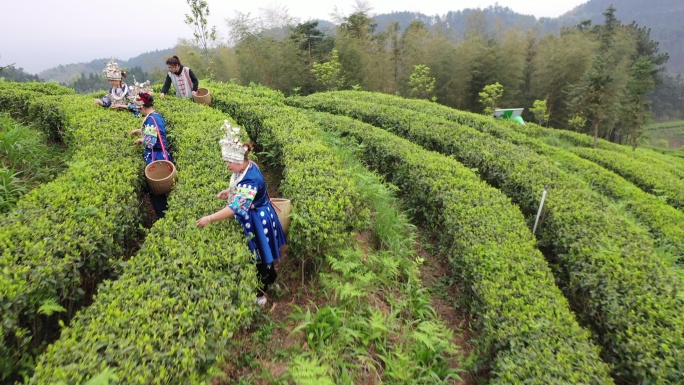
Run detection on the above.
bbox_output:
[137,92,154,108]
[242,142,253,161]
[165,55,181,66]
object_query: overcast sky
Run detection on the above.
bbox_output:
[1,0,588,74]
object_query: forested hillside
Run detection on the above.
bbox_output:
[557,0,684,74]
[373,0,684,75]
[29,0,684,143]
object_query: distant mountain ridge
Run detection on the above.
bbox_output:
[549,0,682,74]
[38,48,174,84]
[373,0,683,75]
[40,0,683,82]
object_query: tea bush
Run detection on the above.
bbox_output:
[30,99,258,384]
[289,92,684,383]
[297,109,613,384]
[341,98,684,265]
[208,81,367,263]
[0,84,143,380]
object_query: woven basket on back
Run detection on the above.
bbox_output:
[145,160,177,195]
[270,198,291,235]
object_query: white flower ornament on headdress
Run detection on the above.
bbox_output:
[103,58,123,80]
[129,78,153,108]
[219,120,248,163]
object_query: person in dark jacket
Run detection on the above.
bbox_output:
[159,55,199,99]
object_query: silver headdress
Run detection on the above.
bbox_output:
[128,77,153,108]
[103,58,123,80]
[219,120,248,163]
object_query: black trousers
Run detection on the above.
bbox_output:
[149,192,168,218]
[143,181,168,218]
[255,262,277,297]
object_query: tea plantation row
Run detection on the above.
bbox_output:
[287,91,684,383]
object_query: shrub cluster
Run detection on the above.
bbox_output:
[568,146,684,209]
[0,82,74,141]
[14,81,368,383]
[207,81,367,262]
[298,109,613,383]
[288,92,684,383]
[30,98,258,384]
[0,83,143,380]
[522,124,684,178]
[338,96,684,264]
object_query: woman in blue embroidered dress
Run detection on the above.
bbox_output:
[129,92,174,218]
[94,59,139,116]
[196,124,286,307]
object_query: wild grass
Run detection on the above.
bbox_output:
[0,113,69,212]
[279,132,462,384]
[218,131,464,384]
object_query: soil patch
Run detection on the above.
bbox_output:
[215,162,478,384]
[414,230,481,384]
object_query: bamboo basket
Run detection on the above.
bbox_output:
[270,198,291,235]
[145,160,177,195]
[193,88,211,105]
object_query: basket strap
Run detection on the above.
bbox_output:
[252,162,282,212]
[148,114,169,162]
[272,199,281,213]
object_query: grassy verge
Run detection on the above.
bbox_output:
[0,113,70,213]
[216,132,465,384]
[287,91,684,383]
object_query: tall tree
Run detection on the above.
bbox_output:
[387,22,402,94]
[408,64,436,100]
[334,10,379,90]
[623,57,656,150]
[338,11,377,40]
[569,56,618,148]
[226,9,304,92]
[399,21,433,96]
[184,0,218,77]
[617,23,668,149]
[493,28,528,108]
[312,49,345,91]
[568,6,624,148]
[451,11,501,111]
[530,30,595,128]
[288,21,331,94]
[289,21,324,67]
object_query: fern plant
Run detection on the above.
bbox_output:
[37,298,66,317]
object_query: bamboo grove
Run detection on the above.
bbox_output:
[175,4,671,149]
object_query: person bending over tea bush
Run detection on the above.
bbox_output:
[196,121,286,307]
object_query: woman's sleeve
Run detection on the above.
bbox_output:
[228,179,257,218]
[142,117,159,149]
[100,87,113,107]
[189,69,199,91]
[100,94,112,107]
[127,102,139,116]
[160,74,172,94]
